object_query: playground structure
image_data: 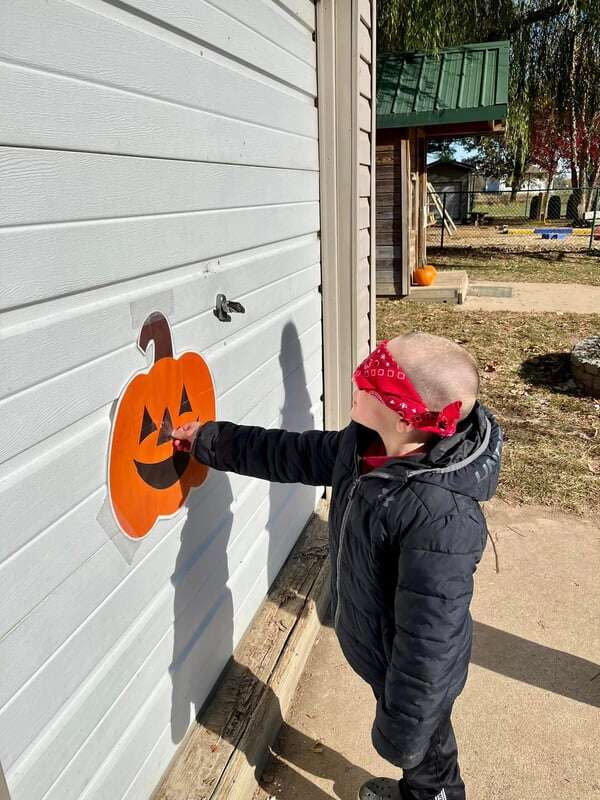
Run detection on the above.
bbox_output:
[427,187,600,253]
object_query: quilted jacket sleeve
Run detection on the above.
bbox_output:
[371,508,483,769]
[193,420,344,486]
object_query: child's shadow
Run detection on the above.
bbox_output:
[168,322,370,798]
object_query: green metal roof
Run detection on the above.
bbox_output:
[377,41,509,129]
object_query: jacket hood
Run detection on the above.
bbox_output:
[411,403,502,501]
[355,402,503,502]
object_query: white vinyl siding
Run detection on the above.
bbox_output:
[0,1,322,799]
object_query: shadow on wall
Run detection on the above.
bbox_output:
[168,321,326,744]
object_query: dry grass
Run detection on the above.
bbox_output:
[428,251,600,285]
[377,300,600,515]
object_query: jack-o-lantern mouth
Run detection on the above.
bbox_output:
[134,450,191,490]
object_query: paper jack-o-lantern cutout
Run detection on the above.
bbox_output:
[108,311,216,538]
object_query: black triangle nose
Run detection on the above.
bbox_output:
[157,408,174,445]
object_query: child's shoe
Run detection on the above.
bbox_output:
[357,777,402,800]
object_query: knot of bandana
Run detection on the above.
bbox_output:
[352,340,462,438]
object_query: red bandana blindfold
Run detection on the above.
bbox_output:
[353,340,462,438]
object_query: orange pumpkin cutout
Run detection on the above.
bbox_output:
[108,311,216,539]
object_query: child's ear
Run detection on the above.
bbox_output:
[395,417,411,434]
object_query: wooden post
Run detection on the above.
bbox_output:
[441,193,448,249]
[417,132,427,268]
[589,189,599,254]
[400,134,411,293]
[375,136,410,296]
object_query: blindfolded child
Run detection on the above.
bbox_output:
[173,331,502,800]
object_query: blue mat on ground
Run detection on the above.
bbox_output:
[534,227,573,240]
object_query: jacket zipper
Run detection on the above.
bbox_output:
[333,477,359,630]
[333,453,398,631]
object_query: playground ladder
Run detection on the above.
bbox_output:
[427,182,457,235]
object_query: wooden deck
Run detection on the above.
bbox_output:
[408,270,469,304]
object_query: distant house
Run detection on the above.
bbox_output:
[485,166,548,192]
[427,159,477,221]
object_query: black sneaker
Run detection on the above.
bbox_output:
[357,778,401,800]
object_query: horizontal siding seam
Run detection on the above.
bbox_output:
[0,266,320,404]
[1,235,320,334]
[0,142,320,171]
[3,224,321,315]
[213,319,323,397]
[270,0,315,32]
[80,0,316,98]
[0,56,318,139]
[0,199,320,232]
[201,0,316,68]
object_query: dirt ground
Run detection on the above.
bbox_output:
[377,300,600,515]
[252,500,600,800]
[430,251,600,286]
[459,281,600,313]
[427,229,598,252]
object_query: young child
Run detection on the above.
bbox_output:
[172,331,502,800]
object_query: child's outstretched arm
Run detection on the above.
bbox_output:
[172,421,344,487]
[371,508,484,769]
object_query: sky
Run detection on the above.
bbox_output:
[427,142,471,164]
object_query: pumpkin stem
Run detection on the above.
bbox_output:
[138,311,174,362]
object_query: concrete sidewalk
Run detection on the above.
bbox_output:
[253,500,600,800]
[456,281,600,313]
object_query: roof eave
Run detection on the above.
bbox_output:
[377,104,508,130]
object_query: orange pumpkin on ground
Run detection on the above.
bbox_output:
[412,264,438,286]
[108,311,216,538]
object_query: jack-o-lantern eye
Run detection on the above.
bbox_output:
[179,385,192,414]
[139,406,157,443]
[157,408,174,446]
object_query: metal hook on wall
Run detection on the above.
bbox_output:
[213,294,246,322]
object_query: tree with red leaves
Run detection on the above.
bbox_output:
[529,109,600,218]
[528,111,568,219]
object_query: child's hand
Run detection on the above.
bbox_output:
[171,422,201,452]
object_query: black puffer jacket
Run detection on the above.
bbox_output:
[193,402,502,769]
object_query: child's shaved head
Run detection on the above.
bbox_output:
[386,332,479,420]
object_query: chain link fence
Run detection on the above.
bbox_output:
[427,187,600,254]
[589,190,600,257]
